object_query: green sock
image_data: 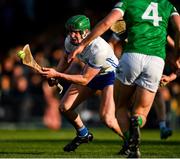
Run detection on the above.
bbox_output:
[137,116,143,127]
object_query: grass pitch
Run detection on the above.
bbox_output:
[0,128,179,158]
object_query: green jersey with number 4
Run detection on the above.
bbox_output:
[114,0,179,59]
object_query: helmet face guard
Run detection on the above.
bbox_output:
[65,15,90,34]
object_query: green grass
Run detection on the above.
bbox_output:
[0,128,179,158]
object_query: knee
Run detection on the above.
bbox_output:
[59,103,69,114]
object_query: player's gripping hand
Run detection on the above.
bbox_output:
[41,67,59,79]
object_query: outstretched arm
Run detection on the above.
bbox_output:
[81,10,122,48]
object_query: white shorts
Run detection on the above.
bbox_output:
[116,53,165,92]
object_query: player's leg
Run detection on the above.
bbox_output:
[126,86,156,158]
[128,54,164,158]
[116,53,164,157]
[133,87,156,126]
[42,59,84,131]
[99,84,123,138]
[115,53,140,157]
[60,84,95,152]
[115,79,136,156]
[154,89,172,139]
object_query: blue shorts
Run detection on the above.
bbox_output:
[87,71,115,90]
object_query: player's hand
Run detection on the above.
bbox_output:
[160,75,170,87]
[68,44,85,63]
[41,67,58,79]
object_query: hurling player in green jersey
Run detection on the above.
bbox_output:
[108,24,174,140]
[68,0,180,157]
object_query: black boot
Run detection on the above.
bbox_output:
[118,140,131,157]
[128,116,141,158]
[63,132,93,152]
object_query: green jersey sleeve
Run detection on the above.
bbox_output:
[113,0,127,16]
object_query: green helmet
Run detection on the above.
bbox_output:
[65,15,90,32]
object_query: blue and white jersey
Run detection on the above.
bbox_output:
[65,35,118,75]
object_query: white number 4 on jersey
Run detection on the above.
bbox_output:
[142,2,162,26]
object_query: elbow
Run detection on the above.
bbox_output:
[80,79,89,86]
[79,76,90,86]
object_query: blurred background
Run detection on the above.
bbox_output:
[0,0,180,130]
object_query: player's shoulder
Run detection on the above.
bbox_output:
[64,35,71,45]
[90,37,114,56]
[160,0,174,7]
[92,36,109,46]
[91,37,111,51]
[64,35,76,52]
[158,0,178,16]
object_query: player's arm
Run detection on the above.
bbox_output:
[160,67,180,86]
[161,17,180,86]
[171,15,180,68]
[82,10,122,47]
[68,10,122,62]
[160,35,177,86]
[41,65,100,86]
[160,73,177,86]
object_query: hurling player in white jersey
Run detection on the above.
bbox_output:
[40,15,122,152]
